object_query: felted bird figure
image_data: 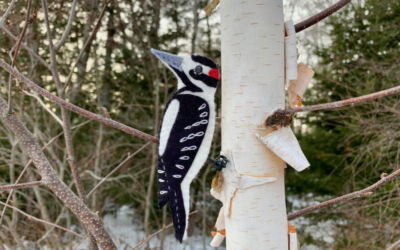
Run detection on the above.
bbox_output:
[151,49,219,242]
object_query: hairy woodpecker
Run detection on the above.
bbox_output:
[151,49,219,243]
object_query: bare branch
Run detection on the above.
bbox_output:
[0,0,17,27]
[287,168,400,221]
[131,211,198,250]
[0,201,84,238]
[0,181,42,191]
[7,0,33,114]
[0,120,90,226]
[63,1,110,93]
[0,57,159,143]
[294,0,352,33]
[41,0,100,247]
[386,238,400,250]
[0,97,117,249]
[87,142,151,197]
[54,0,78,51]
[22,90,63,126]
[279,85,400,115]
[0,26,51,70]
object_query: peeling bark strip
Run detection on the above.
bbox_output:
[0,58,158,144]
[287,168,400,221]
[0,98,117,249]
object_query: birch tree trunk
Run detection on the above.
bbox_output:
[220,0,288,249]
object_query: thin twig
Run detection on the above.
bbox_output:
[0,120,90,228]
[278,85,400,116]
[0,181,42,191]
[294,0,352,33]
[87,142,151,197]
[131,211,198,250]
[41,0,100,247]
[0,97,117,249]
[7,0,33,114]
[0,201,84,238]
[22,90,64,126]
[287,168,400,221]
[0,57,159,143]
[63,0,110,93]
[1,26,51,70]
[0,0,17,27]
[54,0,78,51]
[387,238,400,250]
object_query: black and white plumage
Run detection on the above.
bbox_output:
[151,49,219,243]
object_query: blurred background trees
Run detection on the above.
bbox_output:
[0,0,400,249]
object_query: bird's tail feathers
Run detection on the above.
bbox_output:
[170,199,186,243]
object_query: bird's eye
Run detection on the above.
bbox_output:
[194,66,203,75]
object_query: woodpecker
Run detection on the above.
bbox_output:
[151,49,219,243]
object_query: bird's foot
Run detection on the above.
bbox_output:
[208,156,229,172]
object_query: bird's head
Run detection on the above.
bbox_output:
[151,49,219,95]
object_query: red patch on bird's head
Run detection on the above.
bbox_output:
[209,69,220,79]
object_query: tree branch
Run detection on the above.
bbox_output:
[0,0,17,27]
[63,0,110,93]
[294,0,352,33]
[287,168,400,221]
[386,238,400,250]
[0,26,51,70]
[277,85,400,116]
[87,142,151,197]
[0,57,159,143]
[0,120,91,226]
[0,97,117,249]
[0,201,84,238]
[0,181,42,191]
[54,0,78,51]
[40,0,99,247]
[7,0,34,114]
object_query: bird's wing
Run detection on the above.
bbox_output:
[157,94,211,242]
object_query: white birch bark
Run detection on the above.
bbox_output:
[220,0,288,249]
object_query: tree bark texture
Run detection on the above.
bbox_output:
[221,0,288,249]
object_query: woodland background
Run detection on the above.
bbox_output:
[0,0,399,249]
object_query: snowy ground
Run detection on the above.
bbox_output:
[72,205,224,250]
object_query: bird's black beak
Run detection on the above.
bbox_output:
[151,49,183,72]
